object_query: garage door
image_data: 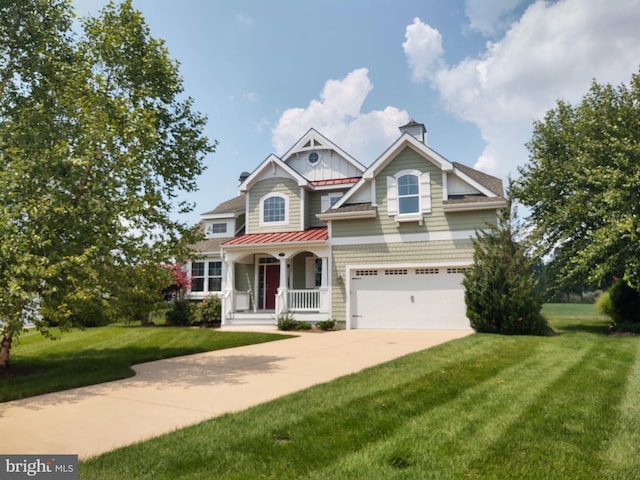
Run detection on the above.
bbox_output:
[350,267,470,329]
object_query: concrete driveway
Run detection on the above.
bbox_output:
[0,329,471,459]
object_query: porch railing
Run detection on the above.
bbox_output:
[288,289,318,311]
[287,289,327,312]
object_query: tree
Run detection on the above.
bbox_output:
[514,70,640,292]
[110,263,175,325]
[0,0,214,367]
[463,187,551,335]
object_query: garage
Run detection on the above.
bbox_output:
[349,266,470,330]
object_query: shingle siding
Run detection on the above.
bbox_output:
[247,177,301,233]
[332,147,498,238]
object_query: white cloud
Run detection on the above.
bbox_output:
[243,92,258,102]
[402,17,444,82]
[405,0,640,178]
[237,13,255,26]
[464,0,529,37]
[272,68,410,164]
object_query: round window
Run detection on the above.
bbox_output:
[308,152,319,165]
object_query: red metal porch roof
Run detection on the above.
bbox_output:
[310,176,361,187]
[223,227,328,246]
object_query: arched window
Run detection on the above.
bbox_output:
[386,170,431,222]
[397,174,419,214]
[260,193,288,225]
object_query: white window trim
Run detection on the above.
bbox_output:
[387,169,431,223]
[320,192,344,212]
[259,193,289,227]
[205,221,231,238]
[189,260,223,294]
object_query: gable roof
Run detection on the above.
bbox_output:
[281,128,366,173]
[238,154,308,193]
[201,194,245,217]
[363,133,454,180]
[333,132,505,211]
[452,162,503,197]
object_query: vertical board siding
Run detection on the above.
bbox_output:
[247,177,301,233]
[286,150,361,181]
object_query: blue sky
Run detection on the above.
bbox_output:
[74,0,640,225]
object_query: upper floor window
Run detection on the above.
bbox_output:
[320,192,343,212]
[260,193,288,226]
[206,222,228,237]
[397,174,419,214]
[387,170,431,222]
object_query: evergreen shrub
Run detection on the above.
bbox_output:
[598,279,640,332]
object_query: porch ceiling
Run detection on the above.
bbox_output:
[222,227,328,247]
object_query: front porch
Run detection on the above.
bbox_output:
[221,288,330,327]
[220,235,331,327]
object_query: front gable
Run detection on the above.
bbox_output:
[329,133,505,218]
[281,129,365,182]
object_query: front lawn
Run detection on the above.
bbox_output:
[0,326,290,402]
[80,304,640,479]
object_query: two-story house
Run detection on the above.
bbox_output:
[187,120,506,330]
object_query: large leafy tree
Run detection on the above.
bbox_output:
[515,70,640,291]
[0,0,214,367]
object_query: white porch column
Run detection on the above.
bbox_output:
[221,259,235,325]
[320,257,328,288]
[319,257,329,313]
[276,257,289,315]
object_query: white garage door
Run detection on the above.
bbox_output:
[350,267,470,330]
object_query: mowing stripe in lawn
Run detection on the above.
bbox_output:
[602,338,640,480]
[80,334,540,480]
[465,337,637,479]
[304,335,592,479]
[79,323,640,480]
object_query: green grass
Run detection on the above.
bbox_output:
[1,326,290,402]
[80,304,640,479]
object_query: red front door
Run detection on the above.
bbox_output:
[260,264,280,310]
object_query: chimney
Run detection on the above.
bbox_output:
[399,119,427,144]
[238,171,250,185]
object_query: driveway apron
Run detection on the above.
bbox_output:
[0,329,471,459]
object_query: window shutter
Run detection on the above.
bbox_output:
[420,172,431,213]
[387,176,398,215]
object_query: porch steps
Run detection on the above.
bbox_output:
[222,312,276,329]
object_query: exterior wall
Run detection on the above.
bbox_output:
[247,177,301,233]
[286,150,361,181]
[235,262,255,309]
[306,191,325,228]
[332,147,498,238]
[330,239,475,326]
[292,253,308,289]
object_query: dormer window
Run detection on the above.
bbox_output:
[387,169,431,223]
[260,193,289,226]
[206,222,227,235]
